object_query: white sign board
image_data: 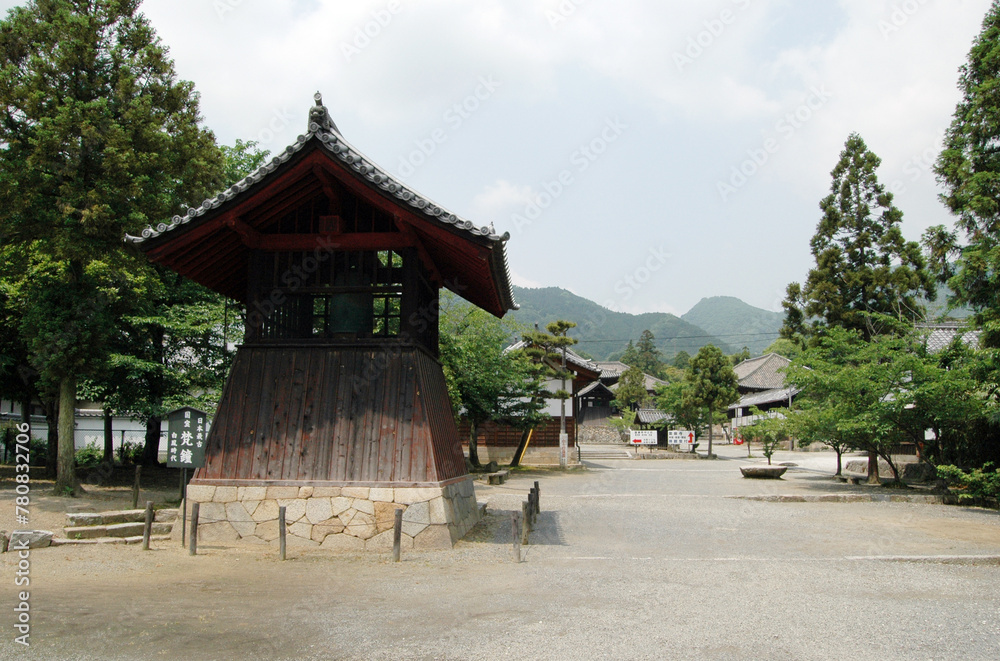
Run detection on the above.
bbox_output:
[629,429,658,446]
[667,429,696,450]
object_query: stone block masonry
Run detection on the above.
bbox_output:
[183,479,480,551]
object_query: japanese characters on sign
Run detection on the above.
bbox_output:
[629,429,658,446]
[166,407,209,469]
[667,429,696,450]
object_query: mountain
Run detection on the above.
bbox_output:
[509,286,733,361]
[923,282,973,320]
[681,296,785,355]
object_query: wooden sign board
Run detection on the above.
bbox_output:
[166,407,209,469]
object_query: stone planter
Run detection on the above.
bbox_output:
[740,466,788,479]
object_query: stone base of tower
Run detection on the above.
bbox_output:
[181,477,480,551]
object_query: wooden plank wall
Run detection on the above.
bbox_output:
[457,419,577,449]
[197,345,466,484]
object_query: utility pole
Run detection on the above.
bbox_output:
[559,342,568,469]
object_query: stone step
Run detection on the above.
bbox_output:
[66,508,178,528]
[64,522,174,540]
[51,534,172,547]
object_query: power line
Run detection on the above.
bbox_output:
[575,331,783,344]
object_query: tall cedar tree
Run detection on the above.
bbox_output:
[783,133,934,342]
[621,329,665,378]
[935,1,1000,349]
[0,1,223,492]
[85,141,266,467]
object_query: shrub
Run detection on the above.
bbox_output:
[937,463,1000,501]
[116,440,144,465]
[75,441,104,469]
[29,438,48,467]
[607,409,637,443]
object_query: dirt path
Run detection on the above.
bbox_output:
[2,457,999,660]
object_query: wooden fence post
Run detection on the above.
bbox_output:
[141,501,153,551]
[512,511,521,563]
[279,506,287,561]
[132,465,142,510]
[534,481,541,514]
[392,508,403,562]
[521,501,531,545]
[188,502,199,556]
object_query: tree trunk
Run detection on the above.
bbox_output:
[834,446,843,476]
[142,415,162,467]
[468,421,481,468]
[103,409,114,465]
[866,450,880,485]
[44,397,58,479]
[54,376,78,495]
[881,452,902,486]
[509,428,532,468]
[706,408,714,458]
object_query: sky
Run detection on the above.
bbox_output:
[2,0,993,316]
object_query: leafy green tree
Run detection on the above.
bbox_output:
[655,380,705,436]
[761,337,804,361]
[741,410,788,465]
[782,133,934,342]
[220,139,270,188]
[672,350,691,370]
[83,140,263,466]
[612,365,648,411]
[0,0,224,492]
[439,300,546,468]
[730,347,751,366]
[607,408,637,444]
[935,2,1000,349]
[784,403,853,476]
[786,326,923,485]
[686,344,739,457]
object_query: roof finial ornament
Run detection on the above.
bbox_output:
[308,91,340,135]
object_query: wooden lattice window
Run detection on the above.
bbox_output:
[252,249,405,341]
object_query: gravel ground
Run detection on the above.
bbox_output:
[2,448,999,660]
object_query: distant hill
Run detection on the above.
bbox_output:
[509,287,733,361]
[923,282,973,320]
[681,296,784,355]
